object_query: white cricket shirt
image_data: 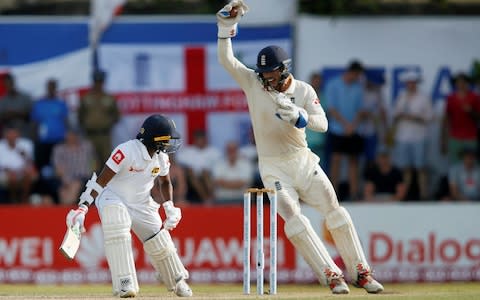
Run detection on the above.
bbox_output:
[105,139,170,203]
[218,38,327,158]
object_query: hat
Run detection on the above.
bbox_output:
[460,146,476,157]
[347,60,364,72]
[92,70,106,82]
[399,69,422,83]
[451,72,472,86]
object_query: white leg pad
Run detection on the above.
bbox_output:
[144,229,189,291]
[325,206,369,279]
[101,204,139,295]
[284,214,342,286]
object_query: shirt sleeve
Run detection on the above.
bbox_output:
[217,38,255,92]
[158,152,171,176]
[304,85,328,132]
[105,144,130,174]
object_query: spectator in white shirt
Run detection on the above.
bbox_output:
[213,141,253,204]
[391,70,433,200]
[0,124,37,203]
[176,129,221,204]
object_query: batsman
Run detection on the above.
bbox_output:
[64,114,192,298]
[217,0,384,294]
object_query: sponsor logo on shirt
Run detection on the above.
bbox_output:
[151,167,160,176]
[112,149,125,165]
[129,166,144,172]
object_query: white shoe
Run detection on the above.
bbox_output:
[326,269,349,294]
[119,289,136,298]
[354,264,384,294]
[174,279,193,297]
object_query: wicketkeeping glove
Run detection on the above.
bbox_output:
[66,204,88,233]
[162,200,182,230]
[276,103,309,129]
[216,0,249,38]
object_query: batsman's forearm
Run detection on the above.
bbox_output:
[307,114,328,132]
[160,179,174,203]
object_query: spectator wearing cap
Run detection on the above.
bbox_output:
[391,69,433,200]
[325,60,367,201]
[78,70,120,167]
[362,147,406,202]
[448,146,480,201]
[441,72,480,164]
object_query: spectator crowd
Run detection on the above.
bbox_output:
[1,60,480,206]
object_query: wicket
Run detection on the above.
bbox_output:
[243,185,277,295]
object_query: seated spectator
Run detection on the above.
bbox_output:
[213,141,253,204]
[239,127,263,189]
[0,124,37,203]
[176,129,221,204]
[363,148,406,202]
[168,154,189,206]
[52,127,96,205]
[448,147,480,201]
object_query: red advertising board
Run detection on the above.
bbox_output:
[0,205,295,284]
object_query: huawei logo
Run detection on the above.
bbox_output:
[75,223,106,268]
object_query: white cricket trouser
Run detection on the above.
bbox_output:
[96,189,162,242]
[259,148,340,220]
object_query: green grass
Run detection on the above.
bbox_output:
[0,282,480,299]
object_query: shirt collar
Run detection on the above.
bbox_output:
[136,139,154,161]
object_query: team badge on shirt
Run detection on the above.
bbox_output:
[112,149,125,165]
[151,167,160,176]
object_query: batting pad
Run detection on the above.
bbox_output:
[325,206,369,279]
[101,205,139,295]
[143,229,189,291]
[285,214,342,286]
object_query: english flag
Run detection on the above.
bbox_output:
[89,0,126,47]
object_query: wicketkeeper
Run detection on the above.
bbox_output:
[65,114,192,298]
[216,0,384,294]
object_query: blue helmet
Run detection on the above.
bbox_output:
[255,45,291,74]
[137,114,182,154]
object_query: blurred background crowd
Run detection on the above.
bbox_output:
[0,0,479,206]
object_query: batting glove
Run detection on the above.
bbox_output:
[217,0,249,38]
[66,204,88,233]
[162,200,182,230]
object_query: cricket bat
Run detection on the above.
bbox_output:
[59,223,81,260]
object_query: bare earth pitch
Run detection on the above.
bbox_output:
[1,283,480,299]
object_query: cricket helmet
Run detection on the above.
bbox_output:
[255,45,291,74]
[137,114,182,154]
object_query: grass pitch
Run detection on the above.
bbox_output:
[0,282,480,299]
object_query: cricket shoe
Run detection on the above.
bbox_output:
[325,269,349,294]
[119,289,136,298]
[174,278,193,297]
[354,263,384,294]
